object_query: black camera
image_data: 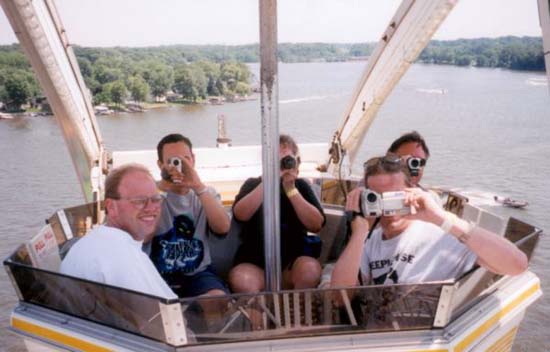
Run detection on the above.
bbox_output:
[280,155,297,170]
[406,157,425,177]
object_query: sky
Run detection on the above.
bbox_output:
[0,0,544,47]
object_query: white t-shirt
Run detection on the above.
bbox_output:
[360,220,477,285]
[60,225,177,299]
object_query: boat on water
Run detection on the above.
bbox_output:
[493,196,529,209]
[1,0,549,351]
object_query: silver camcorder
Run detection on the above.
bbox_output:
[360,189,410,217]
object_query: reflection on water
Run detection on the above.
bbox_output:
[5,116,33,130]
[1,62,549,351]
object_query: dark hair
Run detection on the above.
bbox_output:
[105,164,152,200]
[388,131,430,158]
[363,153,411,187]
[279,134,299,155]
[157,134,193,162]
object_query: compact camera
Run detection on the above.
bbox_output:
[406,157,425,177]
[161,157,183,182]
[280,155,297,170]
[360,189,410,217]
[168,157,183,173]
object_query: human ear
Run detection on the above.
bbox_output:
[105,198,117,217]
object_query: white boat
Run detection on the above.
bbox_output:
[1,0,548,351]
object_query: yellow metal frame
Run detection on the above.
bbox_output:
[12,318,113,352]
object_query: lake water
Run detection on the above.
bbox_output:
[1,62,549,351]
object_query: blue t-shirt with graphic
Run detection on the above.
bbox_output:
[152,213,205,274]
[144,188,221,279]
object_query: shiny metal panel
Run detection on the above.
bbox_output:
[259,0,282,292]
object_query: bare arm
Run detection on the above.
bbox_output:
[233,181,263,222]
[406,188,528,276]
[197,186,230,235]
[331,189,369,288]
[168,157,230,234]
[440,214,527,275]
[282,170,324,232]
[286,190,324,232]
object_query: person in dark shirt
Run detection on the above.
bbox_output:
[229,134,326,294]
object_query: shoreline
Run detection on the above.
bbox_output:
[1,93,260,119]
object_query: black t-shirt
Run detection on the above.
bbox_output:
[233,177,325,268]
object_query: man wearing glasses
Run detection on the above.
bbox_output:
[331,153,528,287]
[60,164,176,298]
[145,134,230,300]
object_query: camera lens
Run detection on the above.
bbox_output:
[280,155,296,170]
[409,158,420,168]
[366,192,377,203]
[173,159,180,166]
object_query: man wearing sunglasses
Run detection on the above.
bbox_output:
[60,164,176,299]
[331,153,528,287]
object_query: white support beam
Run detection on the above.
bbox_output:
[329,0,459,171]
[538,0,550,91]
[0,0,104,204]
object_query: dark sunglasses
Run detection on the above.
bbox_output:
[363,153,403,170]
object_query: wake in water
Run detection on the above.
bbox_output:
[279,93,345,104]
[415,88,448,94]
[525,77,548,86]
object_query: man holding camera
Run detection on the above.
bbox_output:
[388,131,430,187]
[331,153,527,287]
[144,133,230,299]
[229,134,326,294]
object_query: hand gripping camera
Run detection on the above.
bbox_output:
[161,157,183,182]
[360,189,411,217]
[406,157,425,177]
[168,157,183,173]
[280,155,297,170]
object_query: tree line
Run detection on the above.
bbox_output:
[0,44,252,111]
[0,36,545,112]
[418,36,545,71]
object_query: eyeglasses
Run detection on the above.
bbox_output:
[111,194,164,209]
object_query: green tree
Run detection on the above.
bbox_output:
[128,75,149,103]
[106,80,127,107]
[235,81,250,96]
[93,89,111,105]
[141,61,174,99]
[77,57,93,78]
[173,65,205,102]
[0,70,31,111]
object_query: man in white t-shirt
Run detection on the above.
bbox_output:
[60,164,177,299]
[331,153,528,287]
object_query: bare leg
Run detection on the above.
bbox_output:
[199,288,228,328]
[229,263,265,292]
[283,256,322,289]
[229,263,265,330]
